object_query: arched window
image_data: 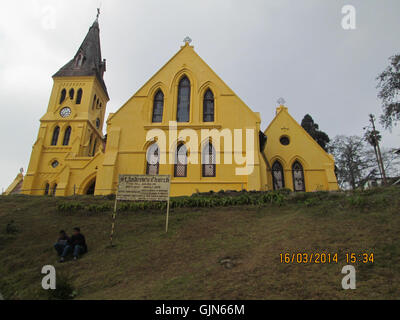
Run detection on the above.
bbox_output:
[96,98,99,109]
[177,76,190,122]
[44,183,50,195]
[52,184,57,196]
[60,89,66,104]
[62,126,72,146]
[76,89,83,104]
[92,139,97,156]
[203,89,215,122]
[75,53,84,68]
[69,88,74,100]
[292,161,305,192]
[146,143,160,175]
[92,95,97,110]
[202,141,216,177]
[174,143,187,177]
[51,126,60,146]
[272,161,285,190]
[88,134,93,156]
[152,90,164,123]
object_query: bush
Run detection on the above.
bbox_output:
[6,220,18,234]
[47,274,77,300]
[347,195,367,208]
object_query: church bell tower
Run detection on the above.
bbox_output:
[22,12,109,196]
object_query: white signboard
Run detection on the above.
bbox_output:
[117,175,171,202]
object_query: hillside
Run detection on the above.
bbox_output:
[0,187,399,300]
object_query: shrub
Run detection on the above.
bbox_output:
[6,220,18,234]
[47,274,77,300]
[347,195,367,208]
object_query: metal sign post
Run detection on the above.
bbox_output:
[109,175,171,245]
[109,190,118,247]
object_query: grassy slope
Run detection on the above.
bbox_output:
[0,187,399,300]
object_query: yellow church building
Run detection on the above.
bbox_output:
[20,17,338,197]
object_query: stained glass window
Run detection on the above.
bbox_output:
[63,126,71,146]
[146,143,160,175]
[203,89,214,122]
[272,161,285,190]
[51,126,60,146]
[202,142,216,177]
[177,76,190,122]
[292,161,305,192]
[174,144,187,177]
[152,90,164,123]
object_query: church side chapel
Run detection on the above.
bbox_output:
[19,15,338,197]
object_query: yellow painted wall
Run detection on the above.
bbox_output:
[263,106,338,192]
[95,43,263,196]
[22,76,108,196]
[21,43,338,197]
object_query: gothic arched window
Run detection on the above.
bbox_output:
[202,141,216,177]
[76,89,83,104]
[75,53,84,68]
[51,126,60,146]
[69,89,75,100]
[62,126,72,146]
[177,76,190,122]
[272,161,285,190]
[92,139,97,156]
[203,89,215,122]
[92,95,97,110]
[174,143,188,177]
[44,183,50,195]
[146,143,160,175]
[292,161,305,192]
[88,134,93,156]
[152,90,164,123]
[52,183,57,196]
[60,89,66,104]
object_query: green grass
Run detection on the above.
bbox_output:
[0,187,400,300]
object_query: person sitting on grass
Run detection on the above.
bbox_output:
[59,227,88,263]
[54,230,70,257]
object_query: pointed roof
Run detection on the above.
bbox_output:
[53,16,108,98]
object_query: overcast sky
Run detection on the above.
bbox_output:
[0,0,399,190]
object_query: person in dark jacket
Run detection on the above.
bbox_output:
[54,230,70,257]
[59,227,87,263]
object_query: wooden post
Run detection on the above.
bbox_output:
[110,192,118,246]
[165,178,171,233]
[165,198,170,233]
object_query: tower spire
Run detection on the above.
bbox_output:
[53,12,108,98]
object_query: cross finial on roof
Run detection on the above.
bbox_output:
[183,36,192,45]
[277,97,286,106]
[96,8,100,19]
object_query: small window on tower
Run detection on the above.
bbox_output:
[60,89,66,104]
[76,89,83,104]
[69,89,75,100]
[96,118,101,129]
[75,53,84,68]
[92,95,97,110]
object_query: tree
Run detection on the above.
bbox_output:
[329,135,400,189]
[377,54,400,129]
[301,114,330,151]
[328,136,375,189]
[363,128,383,178]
